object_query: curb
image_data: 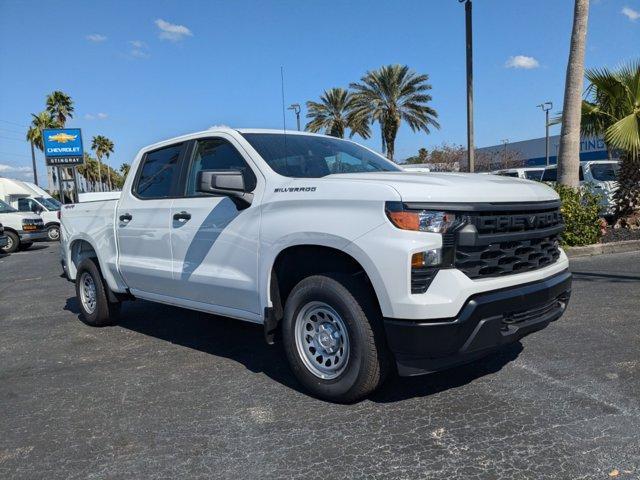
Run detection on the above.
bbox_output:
[566,239,640,258]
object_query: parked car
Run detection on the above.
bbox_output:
[0,199,47,253]
[0,223,8,251]
[60,128,572,402]
[0,178,61,240]
[541,160,620,215]
[492,167,545,181]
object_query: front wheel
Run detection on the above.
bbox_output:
[75,258,120,326]
[1,231,19,253]
[47,224,60,241]
[282,274,389,403]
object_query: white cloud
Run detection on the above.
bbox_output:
[155,18,193,41]
[622,6,640,21]
[0,164,32,181]
[128,40,149,59]
[86,33,107,43]
[84,113,108,120]
[505,55,540,69]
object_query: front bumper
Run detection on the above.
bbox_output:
[384,270,572,376]
[18,230,48,242]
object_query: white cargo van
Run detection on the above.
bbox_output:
[0,178,61,240]
[0,199,47,253]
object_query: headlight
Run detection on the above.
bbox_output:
[385,202,460,233]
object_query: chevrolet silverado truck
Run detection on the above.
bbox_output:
[60,128,572,402]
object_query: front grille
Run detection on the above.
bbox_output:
[456,234,561,279]
[453,203,563,280]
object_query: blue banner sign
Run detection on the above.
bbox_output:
[42,128,84,166]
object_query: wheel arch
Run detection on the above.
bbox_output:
[265,242,390,326]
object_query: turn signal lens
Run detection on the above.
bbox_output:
[387,210,419,231]
[412,249,442,268]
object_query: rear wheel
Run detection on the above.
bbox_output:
[75,258,120,326]
[282,274,389,403]
[1,231,19,253]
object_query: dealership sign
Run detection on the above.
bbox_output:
[42,128,85,166]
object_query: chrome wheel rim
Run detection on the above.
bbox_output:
[3,235,13,252]
[79,272,97,314]
[48,227,60,241]
[294,301,350,379]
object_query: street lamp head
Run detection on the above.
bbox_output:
[537,101,553,111]
[288,103,301,114]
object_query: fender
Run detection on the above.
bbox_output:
[67,233,127,293]
[260,232,391,319]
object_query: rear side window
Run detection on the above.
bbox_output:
[524,170,543,181]
[135,144,182,199]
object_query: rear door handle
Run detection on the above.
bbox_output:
[173,211,191,222]
[119,213,132,222]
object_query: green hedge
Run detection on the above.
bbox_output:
[554,184,602,247]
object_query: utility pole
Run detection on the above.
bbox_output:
[29,141,38,185]
[460,0,475,173]
[537,102,553,166]
[288,103,301,131]
[501,139,509,167]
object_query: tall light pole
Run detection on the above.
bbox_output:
[288,103,301,131]
[460,0,474,173]
[537,102,553,166]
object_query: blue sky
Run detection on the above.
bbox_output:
[0,0,638,184]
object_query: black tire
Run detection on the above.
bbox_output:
[75,258,120,327]
[47,224,60,241]
[282,274,390,403]
[19,241,33,250]
[1,231,19,253]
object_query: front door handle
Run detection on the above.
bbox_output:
[173,211,191,222]
[119,213,132,222]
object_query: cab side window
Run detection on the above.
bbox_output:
[135,143,183,199]
[186,138,257,196]
[17,198,36,212]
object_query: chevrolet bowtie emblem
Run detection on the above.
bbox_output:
[48,133,77,143]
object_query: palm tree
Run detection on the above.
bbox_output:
[77,153,100,191]
[581,60,640,216]
[120,163,131,178]
[91,135,115,191]
[305,88,370,139]
[557,0,590,188]
[348,64,439,160]
[46,91,74,126]
[26,112,60,187]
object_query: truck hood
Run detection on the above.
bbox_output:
[0,211,42,222]
[326,172,559,203]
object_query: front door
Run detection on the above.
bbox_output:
[169,135,262,316]
[116,142,184,297]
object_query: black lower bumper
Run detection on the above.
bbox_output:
[384,270,572,376]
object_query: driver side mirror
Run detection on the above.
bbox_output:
[197,170,253,208]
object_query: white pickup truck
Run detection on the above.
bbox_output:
[60,128,572,402]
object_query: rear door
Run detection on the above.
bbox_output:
[169,134,262,316]
[116,142,185,297]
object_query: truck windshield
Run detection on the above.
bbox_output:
[242,133,402,178]
[590,163,619,181]
[0,200,17,213]
[524,170,543,181]
[36,196,61,211]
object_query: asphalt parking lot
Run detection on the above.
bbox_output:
[1,245,639,479]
